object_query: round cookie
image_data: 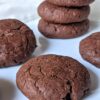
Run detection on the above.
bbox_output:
[38,1,90,24]
[0,19,36,67]
[46,0,94,7]
[38,19,89,39]
[16,54,90,100]
[80,32,100,68]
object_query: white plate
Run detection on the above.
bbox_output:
[0,19,100,100]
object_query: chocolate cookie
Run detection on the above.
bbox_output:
[38,19,89,39]
[0,19,36,67]
[38,1,90,24]
[46,0,94,7]
[80,32,100,68]
[16,54,90,100]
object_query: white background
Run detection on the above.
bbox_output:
[0,0,100,100]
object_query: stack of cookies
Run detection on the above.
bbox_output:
[38,0,94,39]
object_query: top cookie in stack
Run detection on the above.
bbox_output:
[38,0,94,39]
[46,0,94,7]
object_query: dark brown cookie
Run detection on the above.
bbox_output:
[38,19,89,39]
[80,32,100,68]
[0,19,36,67]
[38,1,90,24]
[16,54,90,100]
[46,0,94,7]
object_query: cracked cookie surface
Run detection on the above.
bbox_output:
[46,0,94,7]
[80,32,100,68]
[38,19,89,39]
[0,19,36,67]
[38,1,90,24]
[16,54,90,100]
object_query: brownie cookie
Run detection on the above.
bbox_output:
[46,0,94,7]
[38,19,89,39]
[80,32,100,68]
[16,54,90,100]
[0,19,36,67]
[38,1,90,24]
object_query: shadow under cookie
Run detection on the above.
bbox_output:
[0,79,15,100]
[34,37,50,56]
